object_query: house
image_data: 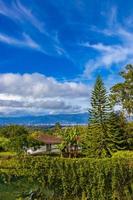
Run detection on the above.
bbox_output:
[27,134,62,155]
[27,133,82,157]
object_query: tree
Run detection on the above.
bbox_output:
[58,126,80,157]
[88,76,112,157]
[0,125,28,138]
[108,112,128,151]
[127,121,133,150]
[110,64,133,118]
[3,125,29,154]
[54,122,62,135]
[9,134,28,153]
[27,131,44,150]
[89,75,111,125]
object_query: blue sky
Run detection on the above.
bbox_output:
[0,0,132,116]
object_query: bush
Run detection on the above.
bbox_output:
[0,156,133,200]
[0,137,10,151]
[112,150,133,158]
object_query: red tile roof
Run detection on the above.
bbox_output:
[37,134,62,144]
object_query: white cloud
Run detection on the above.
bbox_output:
[0,0,68,56]
[0,0,45,33]
[0,73,89,116]
[82,6,133,78]
[0,73,88,98]
[83,42,130,77]
[0,32,43,51]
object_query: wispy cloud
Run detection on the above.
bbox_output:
[0,0,70,58]
[82,6,133,78]
[83,42,130,77]
[0,31,68,56]
[0,32,43,52]
[0,0,45,33]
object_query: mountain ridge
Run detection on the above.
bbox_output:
[0,113,88,125]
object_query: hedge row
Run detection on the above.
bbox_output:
[0,156,133,200]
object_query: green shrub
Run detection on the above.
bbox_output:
[112,151,133,158]
[0,137,10,151]
[0,156,133,200]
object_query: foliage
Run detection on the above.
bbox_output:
[8,134,29,154]
[27,131,44,150]
[112,150,133,158]
[0,151,16,156]
[58,126,80,157]
[0,125,28,138]
[126,122,133,150]
[107,112,129,151]
[88,76,112,157]
[54,122,62,134]
[110,64,133,117]
[0,136,10,152]
[89,75,111,124]
[0,126,44,154]
[87,75,132,157]
[0,156,132,200]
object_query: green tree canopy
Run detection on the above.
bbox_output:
[58,126,80,157]
[110,64,133,117]
[0,125,28,138]
[108,112,128,151]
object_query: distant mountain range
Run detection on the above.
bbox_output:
[0,113,88,126]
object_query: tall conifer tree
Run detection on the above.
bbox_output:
[88,76,111,157]
[89,75,110,125]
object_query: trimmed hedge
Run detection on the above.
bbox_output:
[112,151,133,158]
[0,156,133,200]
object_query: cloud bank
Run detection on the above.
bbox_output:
[0,73,89,116]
